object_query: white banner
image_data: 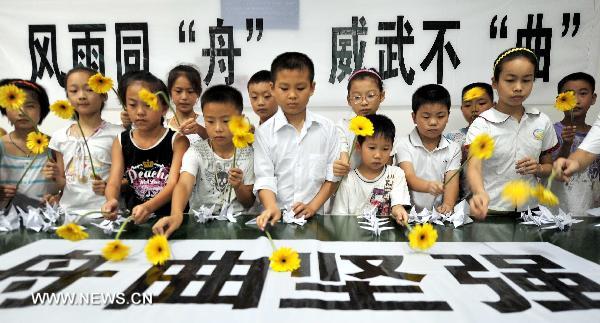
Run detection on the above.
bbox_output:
[0,0,599,110]
[0,239,599,322]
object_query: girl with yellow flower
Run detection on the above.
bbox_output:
[43,67,123,215]
[0,79,58,209]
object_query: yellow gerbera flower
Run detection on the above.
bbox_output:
[102,240,131,262]
[531,184,559,207]
[408,223,438,251]
[463,87,486,102]
[269,247,301,272]
[138,88,159,111]
[232,131,254,148]
[469,133,495,160]
[87,73,114,94]
[348,115,374,137]
[228,115,251,135]
[554,90,576,112]
[26,131,49,155]
[56,223,89,241]
[501,180,531,207]
[145,234,170,266]
[0,84,27,111]
[49,100,75,120]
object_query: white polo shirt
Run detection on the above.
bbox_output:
[578,112,600,155]
[465,107,558,212]
[253,109,340,212]
[396,127,461,211]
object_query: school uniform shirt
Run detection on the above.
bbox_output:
[180,138,255,214]
[48,121,122,213]
[465,107,558,212]
[253,109,340,212]
[331,165,410,215]
[579,112,600,154]
[444,127,470,201]
[396,127,462,211]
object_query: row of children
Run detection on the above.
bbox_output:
[0,47,598,238]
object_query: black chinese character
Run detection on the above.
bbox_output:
[115,23,149,82]
[375,16,415,84]
[516,14,552,82]
[68,24,107,73]
[420,21,461,84]
[329,16,368,84]
[202,19,241,85]
[28,25,66,87]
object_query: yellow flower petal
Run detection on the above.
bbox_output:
[349,115,374,137]
[232,132,254,148]
[554,91,577,112]
[102,240,131,262]
[145,234,170,265]
[87,73,114,94]
[138,88,159,111]
[56,223,89,241]
[228,115,252,135]
[463,87,487,102]
[26,131,49,155]
[531,184,559,207]
[0,84,27,111]
[408,223,438,251]
[269,247,301,272]
[49,100,76,120]
[501,180,531,207]
[469,133,495,160]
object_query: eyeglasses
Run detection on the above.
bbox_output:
[351,92,380,104]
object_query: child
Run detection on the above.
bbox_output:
[333,68,387,177]
[45,67,123,213]
[551,72,599,215]
[248,70,278,125]
[0,79,57,208]
[153,85,255,237]
[396,84,461,214]
[255,52,340,230]
[467,47,558,218]
[102,71,189,224]
[332,114,410,223]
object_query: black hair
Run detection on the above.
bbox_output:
[347,68,384,93]
[0,79,50,124]
[200,84,243,112]
[118,70,170,107]
[247,70,272,88]
[271,52,315,83]
[65,66,107,110]
[462,82,494,102]
[493,47,538,81]
[411,84,451,113]
[557,72,596,93]
[167,64,202,95]
[357,114,396,145]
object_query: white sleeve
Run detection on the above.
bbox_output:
[390,167,411,207]
[541,116,559,153]
[331,177,350,214]
[252,129,277,195]
[243,147,255,185]
[446,141,462,172]
[180,147,200,177]
[465,117,487,146]
[395,137,413,164]
[578,113,600,155]
[337,125,350,153]
[325,124,341,182]
[48,128,65,152]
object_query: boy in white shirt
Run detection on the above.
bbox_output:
[332,114,410,223]
[255,52,340,230]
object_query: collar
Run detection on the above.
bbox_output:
[273,108,320,133]
[408,127,450,151]
[479,106,541,123]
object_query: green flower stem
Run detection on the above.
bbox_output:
[227,148,238,203]
[546,170,556,190]
[444,155,472,187]
[111,87,125,111]
[156,92,180,127]
[265,230,277,251]
[115,216,132,240]
[75,117,97,179]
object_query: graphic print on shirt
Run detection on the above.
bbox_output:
[126,160,170,201]
[368,173,395,216]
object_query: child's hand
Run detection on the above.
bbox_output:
[469,192,489,220]
[101,199,120,220]
[256,207,282,231]
[152,215,183,238]
[228,167,244,189]
[516,157,539,175]
[561,125,576,144]
[391,205,408,225]
[120,110,132,128]
[292,202,317,219]
[42,192,61,206]
[554,157,580,182]
[178,118,204,136]
[333,152,351,177]
[0,185,17,200]
[43,161,60,180]
[131,203,153,224]
[436,203,454,214]
[426,181,444,196]
[91,176,106,196]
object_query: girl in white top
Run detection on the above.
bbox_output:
[467,48,558,218]
[45,67,123,214]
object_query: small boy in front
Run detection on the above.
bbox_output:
[153,85,255,237]
[254,52,340,230]
[332,114,410,224]
[247,70,278,125]
[396,84,461,213]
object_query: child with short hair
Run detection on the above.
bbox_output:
[153,85,256,237]
[102,71,189,224]
[255,52,340,230]
[551,72,599,215]
[467,48,558,218]
[396,84,461,213]
[332,114,410,223]
[248,70,278,125]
